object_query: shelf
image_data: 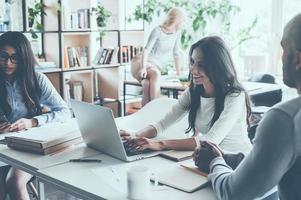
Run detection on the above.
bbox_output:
[92,63,120,69]
[9,0,145,107]
[63,71,94,103]
[66,29,144,33]
[61,29,92,33]
[36,68,62,73]
[86,29,120,33]
[119,29,144,32]
[61,32,91,36]
[121,62,131,66]
[62,66,94,72]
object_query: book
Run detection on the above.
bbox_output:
[92,47,104,64]
[110,47,119,64]
[99,49,108,64]
[7,137,82,155]
[102,48,110,64]
[63,47,70,69]
[159,150,193,162]
[104,49,113,64]
[152,162,209,193]
[5,129,80,149]
[72,81,84,101]
[5,121,81,155]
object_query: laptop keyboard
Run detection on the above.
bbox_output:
[123,141,153,157]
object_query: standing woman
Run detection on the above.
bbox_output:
[0,31,71,200]
[123,36,252,156]
[131,7,185,106]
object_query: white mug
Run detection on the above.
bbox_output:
[127,165,151,199]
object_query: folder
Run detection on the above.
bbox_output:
[153,162,209,193]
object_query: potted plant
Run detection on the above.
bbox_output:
[91,3,111,40]
[128,0,257,50]
[28,1,46,39]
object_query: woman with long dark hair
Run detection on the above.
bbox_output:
[121,36,252,155]
[0,31,71,200]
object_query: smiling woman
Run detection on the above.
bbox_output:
[0,31,71,200]
[121,36,252,157]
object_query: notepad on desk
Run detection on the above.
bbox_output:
[153,162,209,193]
[5,121,82,155]
[159,150,194,162]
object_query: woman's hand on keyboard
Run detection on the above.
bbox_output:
[126,137,163,151]
[119,129,139,141]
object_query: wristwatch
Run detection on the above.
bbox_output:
[32,118,39,127]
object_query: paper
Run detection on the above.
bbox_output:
[92,166,127,194]
[8,120,79,142]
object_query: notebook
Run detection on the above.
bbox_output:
[153,161,209,193]
[159,150,193,162]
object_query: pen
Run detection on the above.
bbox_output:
[69,159,102,163]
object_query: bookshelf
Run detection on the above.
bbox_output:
[0,0,144,116]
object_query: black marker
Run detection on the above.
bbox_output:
[69,159,102,163]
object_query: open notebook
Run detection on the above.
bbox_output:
[153,161,209,193]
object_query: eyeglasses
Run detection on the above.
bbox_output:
[0,50,20,64]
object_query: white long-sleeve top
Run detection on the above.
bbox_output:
[144,26,181,67]
[151,88,252,155]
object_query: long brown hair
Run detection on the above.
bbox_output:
[186,36,251,134]
[0,31,42,117]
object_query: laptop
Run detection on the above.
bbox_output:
[70,100,161,162]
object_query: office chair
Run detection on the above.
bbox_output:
[248,73,282,107]
[94,96,121,117]
[247,73,282,142]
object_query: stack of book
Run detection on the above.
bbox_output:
[63,8,90,30]
[64,46,88,68]
[92,47,119,65]
[5,121,82,155]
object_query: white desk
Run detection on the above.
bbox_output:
[0,120,101,175]
[0,121,101,200]
[0,99,278,199]
[37,153,217,200]
[0,143,100,175]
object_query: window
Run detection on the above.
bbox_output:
[232,0,301,77]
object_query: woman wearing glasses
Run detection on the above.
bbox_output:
[121,36,252,156]
[0,32,71,200]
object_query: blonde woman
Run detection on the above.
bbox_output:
[131,7,186,106]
